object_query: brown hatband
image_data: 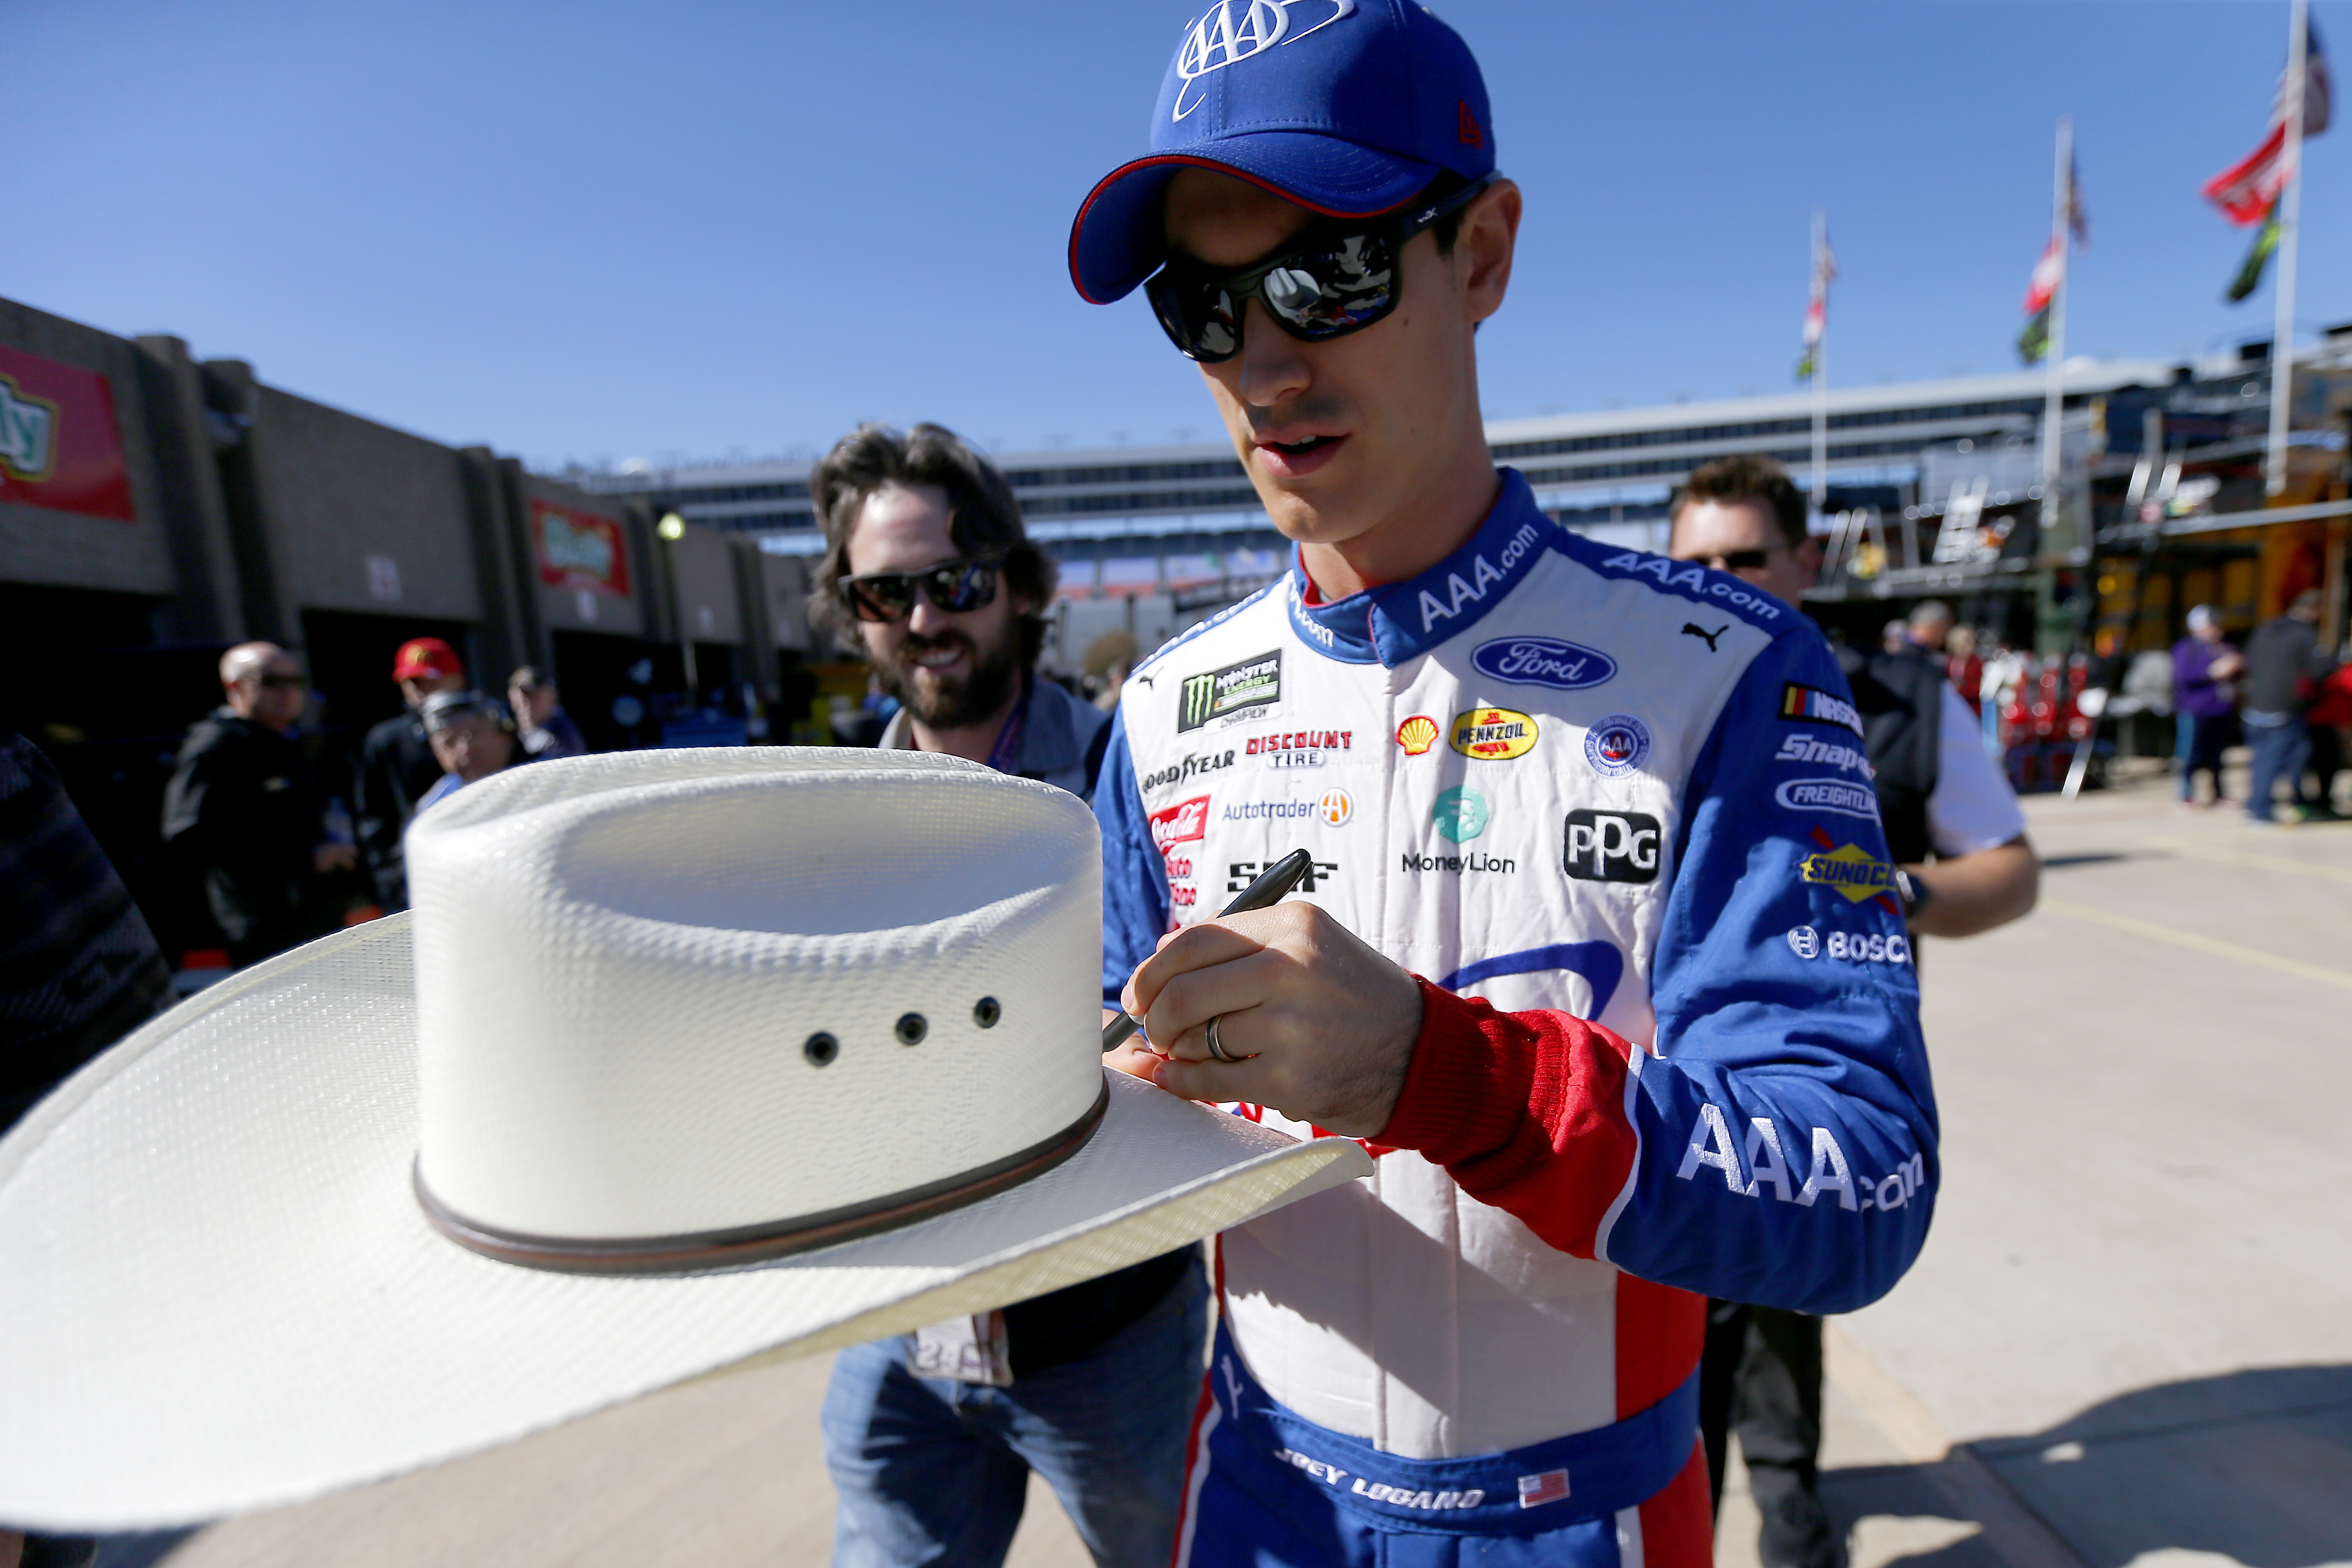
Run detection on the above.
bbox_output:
[414,1079,1109,1276]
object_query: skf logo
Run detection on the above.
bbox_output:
[1563,809,1661,884]
[1178,650,1281,732]
[1149,795,1210,854]
[1395,715,1439,756]
[1779,682,1864,738]
[1449,707,1537,761]
[1317,788,1353,827]
[1229,858,1336,894]
[0,377,58,482]
[1173,1,1357,121]
[1800,841,1895,903]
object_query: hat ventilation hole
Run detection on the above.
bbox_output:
[895,1013,928,1046]
[804,1032,839,1067]
[973,997,1001,1029]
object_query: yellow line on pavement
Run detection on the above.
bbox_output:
[2041,898,2352,992]
[2146,837,2352,887]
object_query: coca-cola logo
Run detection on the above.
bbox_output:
[1469,636,1617,692]
[1150,795,1211,854]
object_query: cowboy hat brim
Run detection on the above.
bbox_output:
[0,916,1371,1532]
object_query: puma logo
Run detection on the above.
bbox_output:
[1682,622,1726,652]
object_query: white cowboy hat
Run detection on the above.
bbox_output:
[0,749,1369,1532]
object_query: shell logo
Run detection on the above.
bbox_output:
[1317,788,1353,827]
[1449,707,1539,761]
[1395,715,1440,755]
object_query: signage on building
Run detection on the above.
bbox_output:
[531,500,632,596]
[0,346,136,521]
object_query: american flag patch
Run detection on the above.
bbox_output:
[1517,1468,1570,1509]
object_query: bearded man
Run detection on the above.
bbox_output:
[807,421,1200,1568]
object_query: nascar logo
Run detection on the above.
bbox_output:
[1779,681,1864,737]
[1449,707,1537,761]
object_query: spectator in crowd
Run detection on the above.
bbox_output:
[2172,605,2244,810]
[161,643,355,970]
[2,730,175,1568]
[1944,621,1985,715]
[806,422,1185,1567]
[357,638,467,910]
[414,691,518,813]
[1671,454,2037,1568]
[2304,657,2352,815]
[1080,628,1139,713]
[506,666,587,761]
[2240,588,2335,825]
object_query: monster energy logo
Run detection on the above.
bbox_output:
[1176,650,1282,732]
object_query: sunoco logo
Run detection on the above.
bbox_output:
[1800,841,1896,904]
[1470,636,1616,692]
[1775,778,1878,820]
[1449,707,1537,761]
[1179,650,1282,732]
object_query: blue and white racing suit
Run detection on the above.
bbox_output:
[1094,470,1937,1568]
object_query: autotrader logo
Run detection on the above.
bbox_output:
[1563,809,1661,884]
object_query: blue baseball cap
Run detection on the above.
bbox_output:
[1068,1,1495,305]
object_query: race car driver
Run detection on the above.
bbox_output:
[1066,6,1938,1566]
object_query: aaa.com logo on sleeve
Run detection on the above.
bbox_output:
[1150,795,1211,854]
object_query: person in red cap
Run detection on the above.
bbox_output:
[355,637,467,912]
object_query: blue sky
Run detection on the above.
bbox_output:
[12,2,2345,468]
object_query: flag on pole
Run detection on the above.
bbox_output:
[2202,14,2329,226]
[2017,151,2083,365]
[1794,227,1836,381]
[2227,194,2286,301]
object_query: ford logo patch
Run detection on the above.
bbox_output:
[1469,636,1618,691]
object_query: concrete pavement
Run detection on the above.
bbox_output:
[114,774,2351,1568]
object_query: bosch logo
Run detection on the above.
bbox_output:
[1563,809,1661,885]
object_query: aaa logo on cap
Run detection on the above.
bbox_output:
[1449,708,1537,761]
[1317,788,1353,827]
[1583,714,1652,777]
[1395,714,1440,755]
[1432,786,1488,842]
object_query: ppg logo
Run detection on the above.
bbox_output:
[1563,809,1662,885]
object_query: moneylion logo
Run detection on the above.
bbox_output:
[1173,1,1357,120]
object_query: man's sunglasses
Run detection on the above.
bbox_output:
[1676,548,1782,572]
[256,673,306,691]
[1143,175,1497,364]
[837,558,1001,624]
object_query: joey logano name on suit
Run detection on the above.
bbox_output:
[1270,1447,1487,1512]
[1677,1106,1927,1214]
[1139,747,1236,795]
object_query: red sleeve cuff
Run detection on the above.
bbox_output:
[1372,977,1640,1259]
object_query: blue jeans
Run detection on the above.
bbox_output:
[2243,711,2310,822]
[823,1252,1209,1567]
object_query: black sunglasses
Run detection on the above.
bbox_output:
[1144,175,1498,364]
[255,673,306,691]
[837,558,1002,624]
[1676,548,1782,572]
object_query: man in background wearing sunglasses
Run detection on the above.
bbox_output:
[1668,453,2033,1568]
[162,642,354,969]
[806,421,1208,1568]
[1069,6,1934,1566]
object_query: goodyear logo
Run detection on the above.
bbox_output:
[1178,650,1282,732]
[1799,841,1896,904]
[1449,707,1537,761]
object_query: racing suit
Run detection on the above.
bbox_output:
[1095,471,1937,1567]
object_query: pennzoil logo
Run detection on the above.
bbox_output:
[1395,715,1440,755]
[1799,841,1896,904]
[1178,650,1282,732]
[0,376,59,483]
[1449,707,1537,761]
